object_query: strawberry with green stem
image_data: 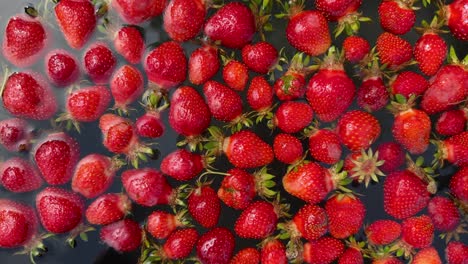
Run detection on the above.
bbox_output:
[378,0,417,35]
[376,32,413,70]
[221,54,249,92]
[247,76,275,123]
[366,220,402,246]
[136,90,169,139]
[268,101,314,134]
[435,108,468,136]
[338,237,366,264]
[163,0,207,42]
[141,228,199,262]
[85,193,132,226]
[344,148,386,187]
[437,0,468,41]
[390,215,434,259]
[326,192,366,239]
[110,65,144,115]
[0,118,33,152]
[146,209,192,240]
[185,182,221,229]
[414,17,448,76]
[389,71,429,99]
[432,131,468,168]
[188,43,220,85]
[428,196,466,243]
[246,0,274,42]
[357,58,389,112]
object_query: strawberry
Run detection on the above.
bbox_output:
[372,257,403,264]
[231,248,260,264]
[188,185,220,228]
[33,132,80,185]
[446,241,468,264]
[436,109,467,136]
[144,41,187,90]
[378,0,416,35]
[55,0,96,49]
[72,154,121,198]
[337,110,381,151]
[45,49,79,87]
[83,42,117,85]
[247,76,274,112]
[401,215,434,249]
[338,247,364,264]
[2,71,57,120]
[376,142,405,173]
[343,149,385,186]
[122,168,174,207]
[273,101,314,134]
[0,199,38,248]
[36,187,84,234]
[0,157,42,193]
[217,168,262,210]
[2,14,48,68]
[112,0,167,24]
[160,149,204,181]
[441,0,468,41]
[428,196,461,232]
[384,170,431,219]
[234,201,278,239]
[203,80,244,123]
[308,128,342,165]
[433,131,468,167]
[260,239,287,264]
[188,45,219,85]
[303,236,345,264]
[376,32,412,69]
[162,228,198,260]
[414,32,447,76]
[113,26,145,64]
[110,65,144,112]
[204,2,256,49]
[274,71,307,101]
[135,110,165,138]
[290,204,328,240]
[242,41,279,74]
[163,0,206,42]
[325,194,366,239]
[100,219,142,252]
[450,167,468,203]
[315,0,362,21]
[343,36,370,63]
[196,227,235,264]
[146,210,190,239]
[62,85,111,126]
[306,48,356,122]
[0,118,32,152]
[273,133,303,164]
[389,71,428,98]
[222,60,249,91]
[85,193,131,225]
[366,220,401,245]
[357,69,389,112]
[413,247,442,264]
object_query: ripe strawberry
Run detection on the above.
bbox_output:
[2,14,48,68]
[144,41,187,90]
[110,65,144,112]
[122,168,174,207]
[55,0,96,49]
[308,128,342,165]
[0,118,32,152]
[231,248,260,264]
[163,0,206,42]
[188,45,219,85]
[85,193,131,225]
[217,168,257,210]
[196,227,235,264]
[234,201,278,239]
[315,0,362,21]
[389,71,428,98]
[450,167,468,203]
[45,49,79,87]
[414,32,447,76]
[303,236,345,264]
[72,154,121,198]
[344,150,385,187]
[162,228,198,260]
[441,0,468,41]
[33,132,80,185]
[291,204,328,240]
[83,42,117,84]
[260,239,287,264]
[113,26,145,64]
[436,109,467,136]
[383,170,431,219]
[0,199,38,248]
[434,131,468,167]
[36,187,84,233]
[135,110,165,138]
[428,196,461,232]
[161,149,204,181]
[204,2,256,49]
[242,41,279,74]
[112,0,167,24]
[100,219,142,252]
[222,60,249,91]
[376,142,405,173]
[378,1,415,35]
[325,194,366,239]
[366,220,401,245]
[63,85,111,124]
[0,157,42,193]
[372,257,403,264]
[2,71,57,120]
[188,185,220,228]
[337,110,381,151]
[274,71,307,101]
[247,76,274,112]
[338,247,363,264]
[343,36,370,63]
[273,101,314,134]
[357,71,389,112]
[401,215,434,249]
[146,210,190,239]
[273,133,303,164]
[376,32,412,69]
[413,247,442,264]
[446,241,468,264]
[203,80,244,123]
[306,48,355,122]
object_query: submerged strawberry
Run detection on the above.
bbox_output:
[146,210,190,239]
[188,185,221,228]
[100,219,142,252]
[247,76,274,112]
[161,149,204,181]
[315,0,362,21]
[55,0,96,49]
[400,215,434,249]
[446,241,468,264]
[450,167,468,203]
[196,227,235,264]
[0,157,42,193]
[242,41,279,74]
[136,111,165,138]
[85,193,131,225]
[357,63,388,112]
[260,239,287,264]
[45,49,79,87]
[274,55,308,101]
[0,199,38,248]
[83,42,117,85]
[110,65,144,113]
[435,109,468,136]
[163,0,206,42]
[113,25,145,64]
[0,118,32,152]
[414,30,447,76]
[188,44,219,85]
[203,80,244,123]
[288,203,328,241]
[231,248,260,264]
[222,59,249,92]
[112,0,167,24]
[343,36,370,63]
[273,133,303,165]
[413,247,442,264]
[376,142,405,173]
[273,101,313,134]
[427,196,461,232]
[217,168,265,210]
[234,201,279,239]
[161,228,198,260]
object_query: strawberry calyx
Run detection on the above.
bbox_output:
[367,245,400,262]
[387,94,417,115]
[248,0,274,41]
[203,126,225,158]
[431,138,449,169]
[65,224,96,248]
[439,221,467,244]
[139,230,166,264]
[327,160,353,193]
[406,155,438,194]
[447,46,468,69]
[347,148,386,187]
[126,143,155,169]
[414,15,448,35]
[226,112,254,134]
[275,0,305,20]
[388,239,416,260]
[253,166,278,199]
[289,52,319,76]
[335,12,371,38]
[320,46,345,71]
[15,233,54,264]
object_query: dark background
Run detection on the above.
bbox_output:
[0,0,467,263]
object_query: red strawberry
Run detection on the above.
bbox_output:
[161,149,204,181]
[247,76,274,112]
[401,215,434,249]
[231,248,260,264]
[413,247,442,264]
[273,133,303,164]
[325,194,366,239]
[446,241,468,264]
[162,228,198,260]
[366,220,401,245]
[436,109,467,136]
[144,41,187,90]
[414,32,447,76]
[63,85,111,124]
[113,26,145,64]
[343,150,385,186]
[188,185,220,228]
[83,42,117,84]
[441,0,468,41]
[315,0,362,21]
[110,65,144,112]
[203,80,243,122]
[45,49,79,87]
[36,187,84,233]
[261,239,287,264]
[122,168,174,207]
[100,219,142,252]
[2,14,48,67]
[273,101,313,134]
[376,32,412,69]
[222,60,249,91]
[112,0,167,24]
[188,45,220,85]
[204,2,255,49]
[0,199,38,248]
[274,71,307,101]
[343,36,370,63]
[234,201,278,239]
[303,236,345,264]
[376,142,405,173]
[450,167,468,203]
[306,48,356,122]
[428,196,461,232]
[389,71,428,98]
[135,110,165,138]
[55,0,96,49]
[196,227,235,264]
[146,210,189,239]
[85,193,131,225]
[2,71,57,120]
[383,170,431,219]
[163,0,206,42]
[242,41,279,74]
[0,118,32,152]
[338,247,363,264]
[33,132,80,185]
[291,204,328,240]
[337,110,381,151]
[308,128,342,165]
[357,71,389,112]
[217,168,256,210]
[0,157,42,193]
[373,257,403,264]
[72,154,121,198]
[434,131,468,167]
[378,0,416,35]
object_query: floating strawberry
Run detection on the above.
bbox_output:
[337,110,381,151]
[378,0,416,35]
[146,210,190,239]
[343,36,370,63]
[45,49,79,87]
[196,227,235,264]
[325,193,366,239]
[163,0,206,42]
[55,0,96,49]
[188,185,221,228]
[0,157,42,193]
[414,18,447,76]
[112,0,167,24]
[435,109,468,136]
[271,101,313,134]
[366,220,401,245]
[231,248,260,264]
[273,133,303,165]
[242,41,279,74]
[427,196,461,234]
[274,53,310,101]
[389,71,428,99]
[247,76,274,115]
[439,0,468,41]
[450,167,468,203]
[376,32,412,69]
[110,25,145,65]
[433,131,468,167]
[338,246,364,264]
[100,219,142,252]
[159,228,198,260]
[376,142,405,173]
[302,236,345,264]
[222,59,249,92]
[413,247,442,264]
[83,42,117,85]
[307,128,342,165]
[281,203,328,241]
[445,241,468,264]
[234,201,280,239]
[188,44,219,85]
[357,61,389,112]
[260,239,287,264]
[110,65,144,113]
[0,118,32,152]
[85,193,131,225]
[161,149,204,181]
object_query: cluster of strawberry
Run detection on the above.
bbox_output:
[0,0,467,263]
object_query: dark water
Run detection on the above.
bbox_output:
[0,0,467,264]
